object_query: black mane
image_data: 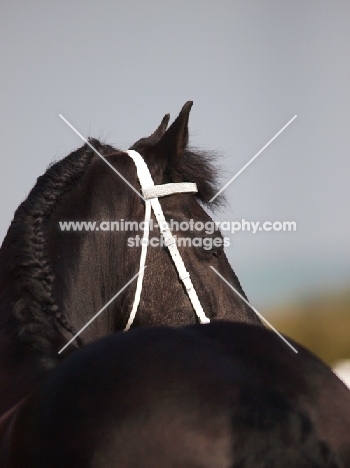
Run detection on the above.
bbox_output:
[1,140,111,351]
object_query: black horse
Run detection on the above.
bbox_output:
[0,102,261,418]
[3,322,349,467]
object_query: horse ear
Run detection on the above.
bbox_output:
[154,101,193,163]
[129,113,170,150]
[150,113,170,140]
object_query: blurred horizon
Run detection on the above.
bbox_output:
[263,287,350,365]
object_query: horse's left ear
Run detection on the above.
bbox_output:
[129,113,170,150]
[150,113,170,141]
[153,101,193,164]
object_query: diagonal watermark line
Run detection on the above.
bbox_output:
[210,266,298,353]
[210,115,297,202]
[59,114,145,201]
[58,268,146,354]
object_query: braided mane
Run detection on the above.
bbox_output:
[1,140,112,352]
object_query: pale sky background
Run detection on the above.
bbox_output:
[1,1,349,311]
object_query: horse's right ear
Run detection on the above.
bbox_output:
[153,101,193,165]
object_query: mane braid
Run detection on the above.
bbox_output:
[4,139,114,354]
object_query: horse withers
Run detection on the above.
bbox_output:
[3,322,348,467]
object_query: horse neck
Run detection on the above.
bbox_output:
[46,220,133,344]
[45,159,141,344]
